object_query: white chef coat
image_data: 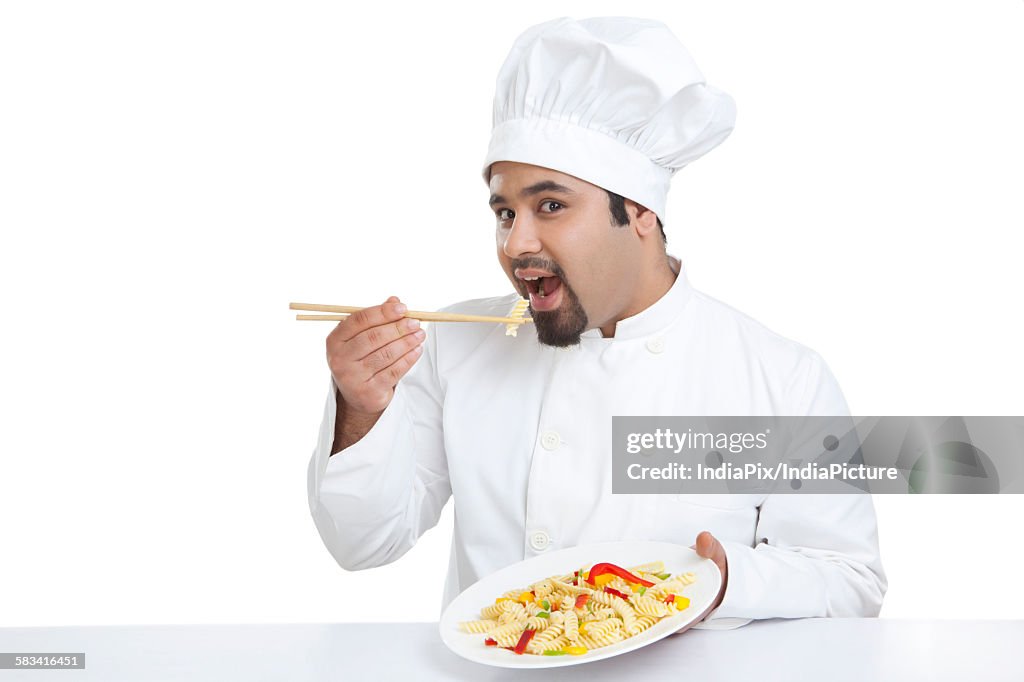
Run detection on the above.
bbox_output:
[307,259,887,630]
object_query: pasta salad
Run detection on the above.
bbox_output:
[458,560,695,656]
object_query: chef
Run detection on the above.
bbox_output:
[308,16,886,630]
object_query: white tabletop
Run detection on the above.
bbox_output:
[1,619,1021,681]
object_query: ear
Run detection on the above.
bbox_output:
[626,199,660,238]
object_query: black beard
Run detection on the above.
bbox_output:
[511,257,589,347]
[532,292,588,347]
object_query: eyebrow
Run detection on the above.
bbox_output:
[488,180,578,207]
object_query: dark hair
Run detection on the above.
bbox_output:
[605,190,667,244]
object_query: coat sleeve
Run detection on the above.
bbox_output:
[694,350,888,630]
[306,322,450,571]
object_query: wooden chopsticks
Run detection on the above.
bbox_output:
[289,302,533,325]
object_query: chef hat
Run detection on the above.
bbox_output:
[482,16,736,223]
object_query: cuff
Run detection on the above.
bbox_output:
[310,376,416,526]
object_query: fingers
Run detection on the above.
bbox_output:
[327,296,400,361]
[350,316,421,363]
[362,325,426,375]
[326,296,427,415]
[331,296,406,343]
[341,347,423,416]
[350,296,405,340]
[333,298,423,365]
[366,339,424,391]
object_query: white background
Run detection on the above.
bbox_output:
[1,0,1021,627]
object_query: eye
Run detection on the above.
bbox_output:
[540,200,563,213]
[496,207,515,222]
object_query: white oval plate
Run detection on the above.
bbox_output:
[439,540,722,669]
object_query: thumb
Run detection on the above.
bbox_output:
[695,531,719,559]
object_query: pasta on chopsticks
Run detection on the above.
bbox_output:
[457,560,696,656]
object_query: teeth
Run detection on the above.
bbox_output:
[522,276,540,281]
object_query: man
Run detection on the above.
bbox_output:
[308,16,886,629]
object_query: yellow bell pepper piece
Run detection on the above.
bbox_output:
[592,574,615,588]
[518,591,535,604]
[577,622,588,636]
[564,645,588,656]
[495,597,510,604]
[675,596,691,610]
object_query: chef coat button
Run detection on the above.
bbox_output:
[541,432,560,451]
[646,336,666,354]
[529,531,551,551]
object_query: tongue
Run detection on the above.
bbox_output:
[540,276,562,297]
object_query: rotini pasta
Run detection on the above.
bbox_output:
[457,559,696,656]
[504,298,530,336]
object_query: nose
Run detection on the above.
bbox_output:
[501,212,542,259]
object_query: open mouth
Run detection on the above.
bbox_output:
[520,274,563,300]
[516,268,565,313]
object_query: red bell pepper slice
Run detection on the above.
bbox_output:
[484,638,497,646]
[513,628,536,655]
[574,594,590,609]
[604,587,630,600]
[585,562,655,587]
[663,594,676,605]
